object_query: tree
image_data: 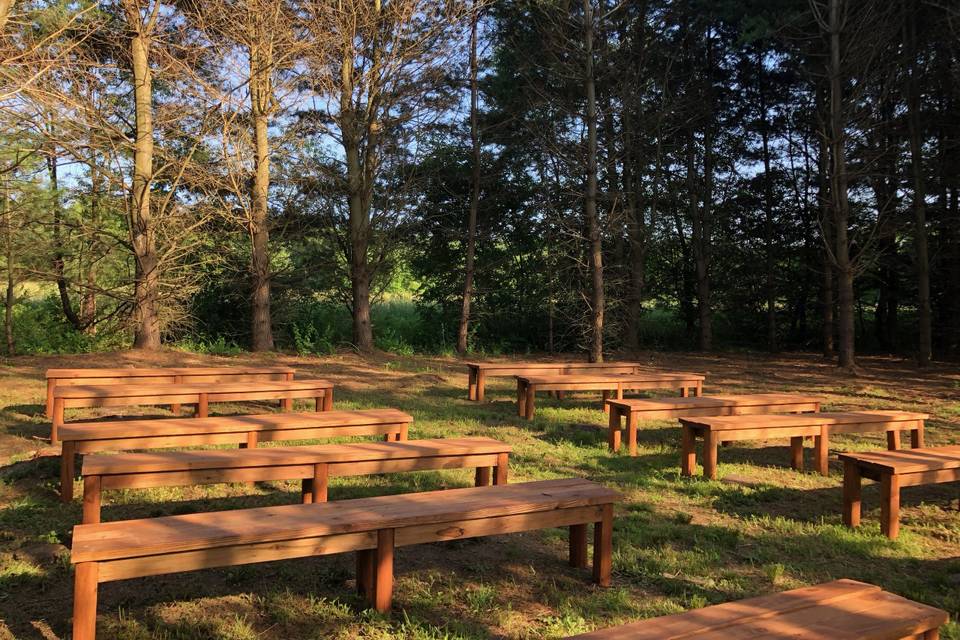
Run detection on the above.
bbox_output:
[582,0,603,362]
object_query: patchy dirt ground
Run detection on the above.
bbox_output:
[0,349,957,639]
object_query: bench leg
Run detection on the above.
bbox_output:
[468,368,477,401]
[627,412,639,457]
[46,379,55,418]
[608,408,621,453]
[60,441,75,503]
[82,476,101,525]
[52,398,64,444]
[887,430,901,451]
[593,504,613,587]
[695,381,703,397]
[881,473,900,539]
[524,385,536,420]
[323,389,334,411]
[842,460,861,528]
[814,426,829,476]
[790,437,804,472]
[681,425,697,477]
[517,380,526,418]
[170,403,182,416]
[680,386,689,398]
[398,424,408,441]
[197,393,208,418]
[569,523,588,568]
[924,630,940,640]
[374,529,395,613]
[72,562,98,640]
[494,452,509,485]
[911,426,924,448]
[475,467,491,487]
[282,398,293,412]
[356,549,373,598]
[476,371,486,402]
[301,478,314,504]
[703,432,719,480]
[556,390,565,400]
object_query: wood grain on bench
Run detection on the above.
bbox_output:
[46,366,295,417]
[606,393,822,456]
[51,379,333,443]
[59,409,412,502]
[840,445,960,539]
[466,361,646,401]
[516,373,705,420]
[565,579,947,639]
[79,437,511,523]
[70,478,621,639]
[680,411,927,479]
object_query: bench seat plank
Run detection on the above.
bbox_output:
[680,411,928,479]
[516,373,706,420]
[466,361,647,401]
[565,579,948,640]
[838,445,960,474]
[606,394,822,456]
[78,437,512,523]
[71,477,619,563]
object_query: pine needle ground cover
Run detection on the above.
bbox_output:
[0,350,957,639]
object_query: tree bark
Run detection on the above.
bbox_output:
[457,3,481,355]
[1,186,12,355]
[827,0,855,369]
[81,159,99,334]
[126,0,161,350]
[249,33,274,351]
[904,3,931,366]
[582,0,603,363]
[47,138,82,331]
[816,86,835,357]
[757,52,777,352]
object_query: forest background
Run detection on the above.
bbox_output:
[0,0,957,368]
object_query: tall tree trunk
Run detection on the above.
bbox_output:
[340,37,374,352]
[757,52,777,352]
[457,4,481,355]
[827,0,855,369]
[249,36,274,352]
[904,4,931,366]
[126,1,161,350]
[81,159,99,334]
[816,89,835,357]
[47,136,81,330]
[1,186,12,355]
[582,0,603,362]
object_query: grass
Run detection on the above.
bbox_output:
[0,349,958,638]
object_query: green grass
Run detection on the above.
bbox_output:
[0,351,958,638]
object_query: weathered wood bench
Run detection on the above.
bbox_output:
[466,361,646,401]
[51,379,333,443]
[839,445,960,539]
[78,437,511,523]
[45,366,295,417]
[516,372,705,420]
[59,409,412,502]
[680,411,927,480]
[606,394,822,456]
[565,579,948,639]
[70,478,621,639]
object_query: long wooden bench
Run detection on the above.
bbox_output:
[606,394,822,456]
[59,409,412,502]
[46,366,295,417]
[516,372,705,420]
[70,478,621,639]
[51,379,333,443]
[839,445,960,539]
[467,361,646,401]
[79,437,511,523]
[565,579,948,639]
[680,411,927,480]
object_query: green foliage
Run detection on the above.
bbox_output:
[173,335,245,356]
[9,296,125,354]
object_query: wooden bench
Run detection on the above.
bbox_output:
[51,379,333,443]
[70,478,621,639]
[565,579,947,639]
[59,409,412,502]
[516,372,705,420]
[607,394,822,456]
[467,361,646,401]
[46,366,295,417]
[680,411,927,480]
[78,437,511,523]
[839,445,960,539]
